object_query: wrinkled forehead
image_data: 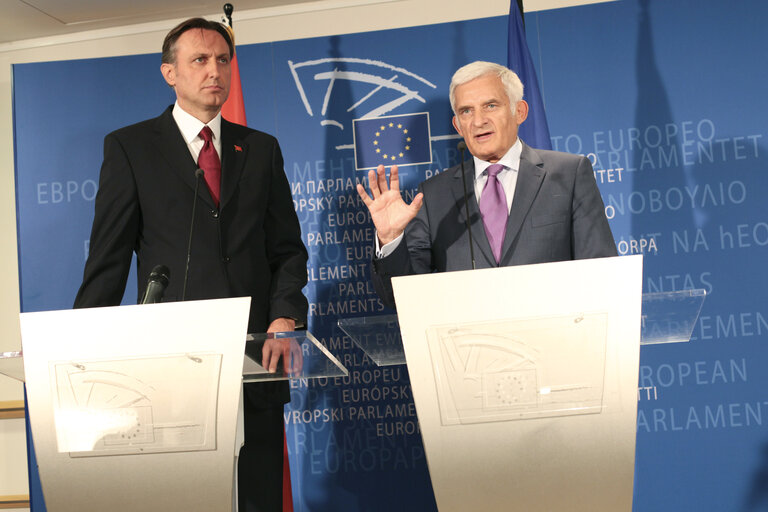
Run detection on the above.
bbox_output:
[454,75,509,107]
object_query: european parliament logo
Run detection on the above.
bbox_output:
[353,113,432,171]
[287,58,437,130]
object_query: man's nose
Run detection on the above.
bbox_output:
[471,111,487,126]
[207,60,220,78]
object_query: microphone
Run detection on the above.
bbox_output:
[141,265,170,304]
[182,168,205,300]
[457,141,476,270]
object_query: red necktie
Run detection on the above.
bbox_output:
[197,126,221,206]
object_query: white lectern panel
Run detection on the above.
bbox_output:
[427,312,608,425]
[51,353,221,456]
[21,298,250,512]
[393,255,642,512]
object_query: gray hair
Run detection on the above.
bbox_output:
[449,61,524,114]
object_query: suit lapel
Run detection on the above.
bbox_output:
[151,107,216,209]
[451,160,496,267]
[500,143,545,260]
[219,120,247,210]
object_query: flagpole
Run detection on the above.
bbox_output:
[219,7,293,510]
[508,0,552,149]
[220,4,247,126]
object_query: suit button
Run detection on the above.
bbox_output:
[211,209,219,218]
[223,256,231,263]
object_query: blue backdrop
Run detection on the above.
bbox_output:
[13,0,768,510]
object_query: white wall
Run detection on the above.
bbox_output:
[0,0,608,504]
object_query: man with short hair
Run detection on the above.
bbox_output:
[358,61,617,306]
[75,17,307,512]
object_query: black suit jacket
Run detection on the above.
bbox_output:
[372,143,617,307]
[75,106,308,403]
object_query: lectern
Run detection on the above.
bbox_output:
[0,297,346,512]
[339,255,706,511]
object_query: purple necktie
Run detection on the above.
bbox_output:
[197,126,221,206]
[478,163,508,263]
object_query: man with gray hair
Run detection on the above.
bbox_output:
[357,61,617,307]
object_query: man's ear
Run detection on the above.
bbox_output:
[515,100,529,125]
[160,63,176,88]
[452,115,463,136]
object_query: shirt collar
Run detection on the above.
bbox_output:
[172,101,222,144]
[472,138,523,178]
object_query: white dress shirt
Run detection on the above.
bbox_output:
[171,101,223,163]
[472,138,522,214]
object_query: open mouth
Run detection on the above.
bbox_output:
[475,131,494,142]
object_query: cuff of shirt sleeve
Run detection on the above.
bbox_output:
[375,231,404,259]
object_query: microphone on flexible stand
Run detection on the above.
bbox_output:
[141,265,170,304]
[457,141,476,270]
[182,168,205,300]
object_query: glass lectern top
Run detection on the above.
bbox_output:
[337,316,404,366]
[0,351,23,381]
[339,289,707,366]
[640,289,706,345]
[243,330,348,382]
[1,330,349,384]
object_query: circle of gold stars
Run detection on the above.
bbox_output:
[373,121,412,162]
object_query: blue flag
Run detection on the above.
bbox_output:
[353,113,432,170]
[508,1,552,150]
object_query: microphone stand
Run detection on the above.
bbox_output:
[183,168,205,300]
[458,141,476,270]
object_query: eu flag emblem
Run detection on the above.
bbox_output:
[353,113,432,170]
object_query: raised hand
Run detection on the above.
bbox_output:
[356,165,424,245]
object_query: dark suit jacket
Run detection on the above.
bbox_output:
[74,106,308,403]
[372,143,617,307]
